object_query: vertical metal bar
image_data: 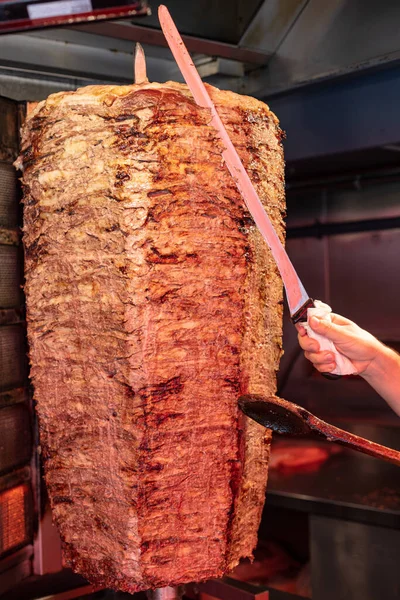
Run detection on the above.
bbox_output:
[147,587,185,600]
[134,42,148,84]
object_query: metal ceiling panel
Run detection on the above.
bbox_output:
[130,0,264,44]
[267,65,400,163]
[239,0,309,54]
[264,0,400,94]
[2,0,400,155]
[72,21,271,65]
[0,31,180,85]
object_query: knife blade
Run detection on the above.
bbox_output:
[158,4,313,323]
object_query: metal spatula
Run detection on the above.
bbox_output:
[239,395,400,466]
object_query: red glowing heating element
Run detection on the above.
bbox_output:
[0,485,29,556]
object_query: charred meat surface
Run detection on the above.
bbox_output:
[16,81,285,592]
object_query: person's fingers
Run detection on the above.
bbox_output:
[297,333,320,353]
[315,362,336,373]
[296,323,306,336]
[308,316,349,343]
[304,350,335,365]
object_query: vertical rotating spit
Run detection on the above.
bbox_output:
[147,586,185,600]
[146,578,270,599]
[136,45,182,600]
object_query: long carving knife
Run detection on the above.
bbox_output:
[158,6,356,380]
[158,4,312,324]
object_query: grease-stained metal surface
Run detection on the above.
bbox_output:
[267,426,400,528]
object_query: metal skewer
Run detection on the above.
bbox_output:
[134,41,178,600]
[134,42,149,84]
[146,586,185,599]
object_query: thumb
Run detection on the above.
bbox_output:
[309,316,347,343]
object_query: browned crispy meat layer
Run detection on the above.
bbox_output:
[17,81,285,592]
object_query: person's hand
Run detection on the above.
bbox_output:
[297,312,400,416]
[296,314,383,376]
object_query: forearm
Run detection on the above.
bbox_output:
[361,344,400,416]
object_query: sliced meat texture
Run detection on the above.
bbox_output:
[17,81,285,592]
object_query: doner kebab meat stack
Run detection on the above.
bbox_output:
[15,77,285,592]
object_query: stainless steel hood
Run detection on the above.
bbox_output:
[1,0,400,164]
[2,0,400,92]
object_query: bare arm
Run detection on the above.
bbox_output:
[297,315,400,416]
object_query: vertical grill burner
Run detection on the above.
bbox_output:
[0,484,32,557]
[0,403,31,472]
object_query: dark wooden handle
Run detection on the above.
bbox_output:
[308,415,400,466]
[322,372,342,380]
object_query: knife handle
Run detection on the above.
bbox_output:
[322,372,342,380]
[291,298,315,324]
[291,298,342,380]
